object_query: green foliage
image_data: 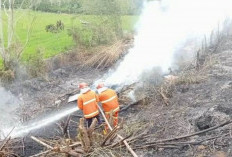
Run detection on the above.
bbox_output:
[68,15,122,48]
[80,28,93,47]
[27,48,48,77]
[1,10,137,62]
[33,0,83,14]
[81,0,143,15]
[0,10,137,71]
[67,0,126,48]
[120,0,143,15]
[45,24,57,33]
[2,0,39,9]
[0,0,139,79]
[1,0,143,15]
[9,10,75,61]
[68,26,93,47]
[30,0,142,15]
[45,20,64,33]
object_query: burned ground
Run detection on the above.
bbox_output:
[2,36,232,156]
[120,37,232,157]
[7,67,104,121]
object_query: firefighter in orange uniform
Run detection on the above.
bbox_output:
[97,83,120,132]
[78,82,101,127]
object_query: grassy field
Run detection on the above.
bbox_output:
[1,10,138,63]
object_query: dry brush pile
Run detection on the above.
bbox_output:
[27,117,138,157]
[81,38,133,70]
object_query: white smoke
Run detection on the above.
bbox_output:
[103,0,232,87]
[0,88,21,134]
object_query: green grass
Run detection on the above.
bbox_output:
[1,10,138,63]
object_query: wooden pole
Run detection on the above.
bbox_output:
[97,104,138,157]
[30,136,53,149]
[30,138,82,157]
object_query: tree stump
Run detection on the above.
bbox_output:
[78,118,97,152]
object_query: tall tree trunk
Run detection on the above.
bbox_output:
[0,0,5,58]
[7,0,14,49]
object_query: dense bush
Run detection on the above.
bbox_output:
[68,16,122,48]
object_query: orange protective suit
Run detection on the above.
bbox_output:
[78,90,99,119]
[98,88,120,130]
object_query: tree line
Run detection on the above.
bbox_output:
[2,0,143,15]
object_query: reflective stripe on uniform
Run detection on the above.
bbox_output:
[105,106,120,114]
[101,95,116,104]
[83,98,96,105]
[84,110,99,118]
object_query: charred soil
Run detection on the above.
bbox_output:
[123,37,232,157]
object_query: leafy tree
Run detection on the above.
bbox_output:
[33,0,83,14]
[0,0,37,72]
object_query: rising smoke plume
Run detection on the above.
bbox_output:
[0,87,21,137]
[103,0,232,87]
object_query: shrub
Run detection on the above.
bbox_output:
[45,20,64,33]
[0,69,15,84]
[27,48,48,78]
[68,18,120,48]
